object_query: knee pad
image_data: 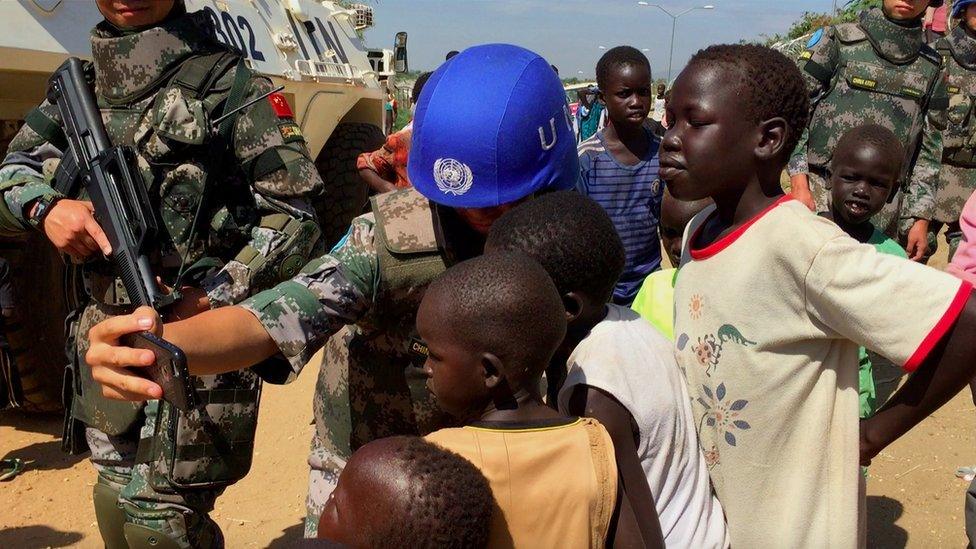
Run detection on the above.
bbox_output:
[93,483,129,549]
[123,523,184,549]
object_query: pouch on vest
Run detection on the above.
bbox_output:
[141,370,262,490]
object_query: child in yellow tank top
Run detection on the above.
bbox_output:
[417,253,658,548]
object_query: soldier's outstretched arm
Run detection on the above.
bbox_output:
[88,215,378,400]
[89,305,277,400]
[199,76,325,308]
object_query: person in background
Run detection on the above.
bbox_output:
[357,72,432,193]
[651,82,667,122]
[384,89,398,135]
[948,191,976,286]
[927,1,976,262]
[789,0,947,260]
[317,436,494,548]
[630,189,712,340]
[576,85,606,143]
[816,124,908,421]
[446,50,460,60]
[578,46,662,305]
[925,3,949,41]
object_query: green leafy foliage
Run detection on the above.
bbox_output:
[762,0,883,46]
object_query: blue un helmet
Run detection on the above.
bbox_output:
[954,0,976,17]
[408,44,578,208]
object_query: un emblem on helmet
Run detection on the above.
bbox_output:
[433,158,474,196]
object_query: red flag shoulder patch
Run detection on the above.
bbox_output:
[268,92,294,119]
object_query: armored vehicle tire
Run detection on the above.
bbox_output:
[0,234,84,413]
[313,122,386,249]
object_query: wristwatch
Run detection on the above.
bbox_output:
[28,194,62,230]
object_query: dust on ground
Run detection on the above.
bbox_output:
[1,241,973,548]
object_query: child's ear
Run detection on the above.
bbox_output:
[562,292,585,323]
[482,353,504,390]
[755,117,788,161]
[597,91,606,105]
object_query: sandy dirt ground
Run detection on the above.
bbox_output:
[2,244,974,548]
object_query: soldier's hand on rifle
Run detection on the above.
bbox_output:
[87,305,164,402]
[155,277,211,322]
[905,219,930,262]
[32,199,112,261]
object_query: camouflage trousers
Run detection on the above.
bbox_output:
[86,401,224,549]
[303,433,345,538]
[77,303,231,548]
[809,170,908,238]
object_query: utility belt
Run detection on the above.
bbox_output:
[944,147,976,169]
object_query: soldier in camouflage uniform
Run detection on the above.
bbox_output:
[930,1,976,260]
[0,1,322,547]
[789,0,948,259]
[81,44,578,538]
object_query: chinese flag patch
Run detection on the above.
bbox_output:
[268,92,294,119]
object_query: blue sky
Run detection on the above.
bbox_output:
[363,0,838,81]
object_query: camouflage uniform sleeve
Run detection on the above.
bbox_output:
[0,101,67,234]
[239,214,377,379]
[789,27,840,176]
[903,68,948,221]
[200,76,324,307]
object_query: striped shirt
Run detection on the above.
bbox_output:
[578,129,663,304]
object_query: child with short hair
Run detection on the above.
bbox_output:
[819,124,908,419]
[486,191,728,548]
[418,252,660,548]
[578,46,663,305]
[317,436,494,548]
[663,44,976,547]
[631,188,712,340]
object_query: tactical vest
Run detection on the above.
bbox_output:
[938,29,976,167]
[20,29,269,487]
[807,20,943,181]
[318,188,453,455]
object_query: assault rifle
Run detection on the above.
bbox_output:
[47,57,197,411]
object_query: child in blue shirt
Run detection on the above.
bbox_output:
[578,46,662,305]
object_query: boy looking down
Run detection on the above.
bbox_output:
[317,436,493,548]
[420,252,660,547]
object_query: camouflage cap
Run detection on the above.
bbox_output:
[408,44,578,209]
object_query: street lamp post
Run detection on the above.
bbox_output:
[637,2,714,81]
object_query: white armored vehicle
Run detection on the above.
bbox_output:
[0,0,406,409]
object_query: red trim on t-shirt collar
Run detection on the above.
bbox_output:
[903,282,974,372]
[689,195,795,260]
